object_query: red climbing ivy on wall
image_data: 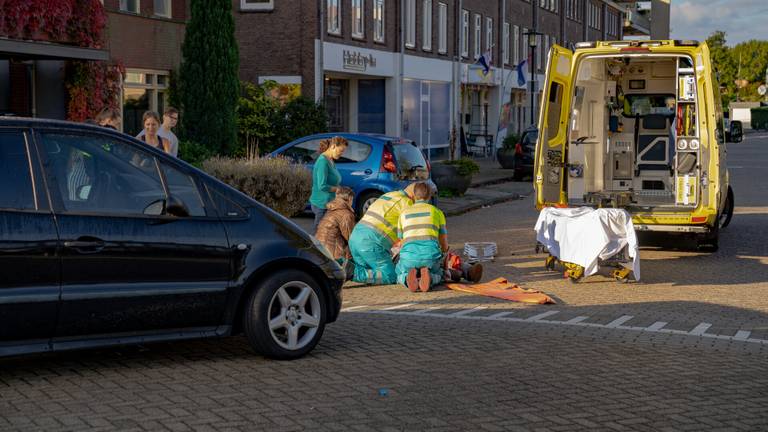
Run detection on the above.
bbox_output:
[66,61,125,122]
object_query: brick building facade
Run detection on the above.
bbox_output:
[235,0,624,159]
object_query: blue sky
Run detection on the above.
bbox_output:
[670,0,768,46]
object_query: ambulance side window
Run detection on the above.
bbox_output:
[547,82,564,138]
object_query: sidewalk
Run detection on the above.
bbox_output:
[436,157,533,217]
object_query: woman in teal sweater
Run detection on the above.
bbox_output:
[310,136,348,233]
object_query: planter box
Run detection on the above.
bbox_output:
[431,163,472,196]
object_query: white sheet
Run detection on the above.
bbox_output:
[534,207,640,281]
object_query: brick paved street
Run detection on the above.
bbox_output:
[1,134,768,430]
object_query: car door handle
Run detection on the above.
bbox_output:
[64,237,105,253]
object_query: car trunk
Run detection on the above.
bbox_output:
[565,54,701,210]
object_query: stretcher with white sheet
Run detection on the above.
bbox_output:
[534,207,641,283]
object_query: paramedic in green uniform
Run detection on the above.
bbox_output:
[309,136,348,233]
[348,183,417,284]
[395,182,449,292]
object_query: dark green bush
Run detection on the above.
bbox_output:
[178,140,214,168]
[202,156,311,217]
[442,157,480,177]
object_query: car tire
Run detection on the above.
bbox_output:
[356,191,382,219]
[244,269,327,360]
[719,186,734,230]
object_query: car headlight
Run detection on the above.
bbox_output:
[677,139,688,150]
[689,139,700,150]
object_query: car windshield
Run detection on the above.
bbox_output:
[392,142,429,180]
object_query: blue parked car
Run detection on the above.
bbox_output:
[271,133,435,218]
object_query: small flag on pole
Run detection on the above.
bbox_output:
[516,57,528,86]
[477,49,492,75]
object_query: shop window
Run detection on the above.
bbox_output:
[240,0,274,11]
[154,0,171,17]
[123,70,169,136]
[373,0,385,43]
[120,0,139,13]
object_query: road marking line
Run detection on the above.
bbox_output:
[341,305,368,312]
[487,311,515,320]
[564,316,589,324]
[381,303,418,311]
[414,307,442,314]
[645,321,668,332]
[526,311,560,321]
[689,323,712,336]
[451,306,488,317]
[733,330,751,341]
[606,315,634,328]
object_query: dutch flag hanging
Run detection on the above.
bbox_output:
[477,50,492,76]
[516,56,529,86]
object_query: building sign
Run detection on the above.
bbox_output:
[343,50,377,72]
[323,41,395,77]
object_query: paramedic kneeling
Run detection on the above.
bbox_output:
[395,183,448,293]
[348,184,417,284]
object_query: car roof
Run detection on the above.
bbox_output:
[291,132,407,144]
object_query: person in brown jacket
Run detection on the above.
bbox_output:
[315,187,356,262]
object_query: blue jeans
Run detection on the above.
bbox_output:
[311,205,326,234]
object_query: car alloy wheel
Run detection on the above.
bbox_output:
[244,269,326,359]
[267,281,321,351]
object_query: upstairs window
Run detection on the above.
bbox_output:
[240,0,274,11]
[405,0,416,48]
[373,0,385,42]
[154,0,171,17]
[119,0,139,13]
[503,22,510,64]
[422,0,432,51]
[327,0,341,35]
[352,0,364,39]
[461,10,469,57]
[473,13,481,59]
[438,2,447,54]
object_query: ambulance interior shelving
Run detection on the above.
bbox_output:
[565,54,701,209]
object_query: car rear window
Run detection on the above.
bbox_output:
[392,142,427,171]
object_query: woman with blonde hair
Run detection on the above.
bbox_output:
[309,136,348,233]
[136,111,171,154]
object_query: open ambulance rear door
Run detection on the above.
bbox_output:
[535,45,575,209]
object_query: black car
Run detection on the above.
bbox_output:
[511,126,538,181]
[0,118,343,360]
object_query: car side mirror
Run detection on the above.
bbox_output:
[730,121,743,143]
[165,195,190,217]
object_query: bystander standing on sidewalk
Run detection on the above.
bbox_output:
[137,111,171,154]
[137,107,179,157]
[309,136,348,233]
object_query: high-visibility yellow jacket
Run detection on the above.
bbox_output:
[397,201,447,243]
[358,190,414,245]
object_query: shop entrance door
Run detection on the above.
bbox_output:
[325,79,348,132]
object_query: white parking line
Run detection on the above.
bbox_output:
[733,330,751,341]
[341,305,369,312]
[381,303,418,311]
[606,315,634,328]
[450,306,488,317]
[526,311,560,321]
[414,307,442,314]
[688,323,712,336]
[487,311,515,320]
[645,321,668,332]
[565,316,589,324]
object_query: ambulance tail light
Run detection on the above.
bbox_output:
[381,147,397,173]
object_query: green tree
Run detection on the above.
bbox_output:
[235,81,279,158]
[270,96,329,152]
[178,0,239,154]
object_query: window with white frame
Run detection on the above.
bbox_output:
[522,27,528,67]
[154,0,171,17]
[422,0,432,51]
[540,0,546,8]
[352,0,364,38]
[120,0,139,13]
[405,0,416,48]
[438,2,447,54]
[485,17,492,53]
[473,14,481,59]
[239,0,273,11]
[513,25,520,64]
[327,0,341,35]
[461,10,469,57]
[503,22,510,64]
[373,0,385,42]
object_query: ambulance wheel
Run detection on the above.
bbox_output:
[356,191,382,219]
[718,186,734,230]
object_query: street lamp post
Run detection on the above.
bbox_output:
[524,30,541,126]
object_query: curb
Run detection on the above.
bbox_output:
[444,192,522,217]
[470,175,518,188]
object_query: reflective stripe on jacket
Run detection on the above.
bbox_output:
[358,190,414,245]
[397,201,447,243]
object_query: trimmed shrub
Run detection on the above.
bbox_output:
[202,156,311,217]
[442,157,480,177]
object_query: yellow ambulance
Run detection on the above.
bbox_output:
[534,40,737,250]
